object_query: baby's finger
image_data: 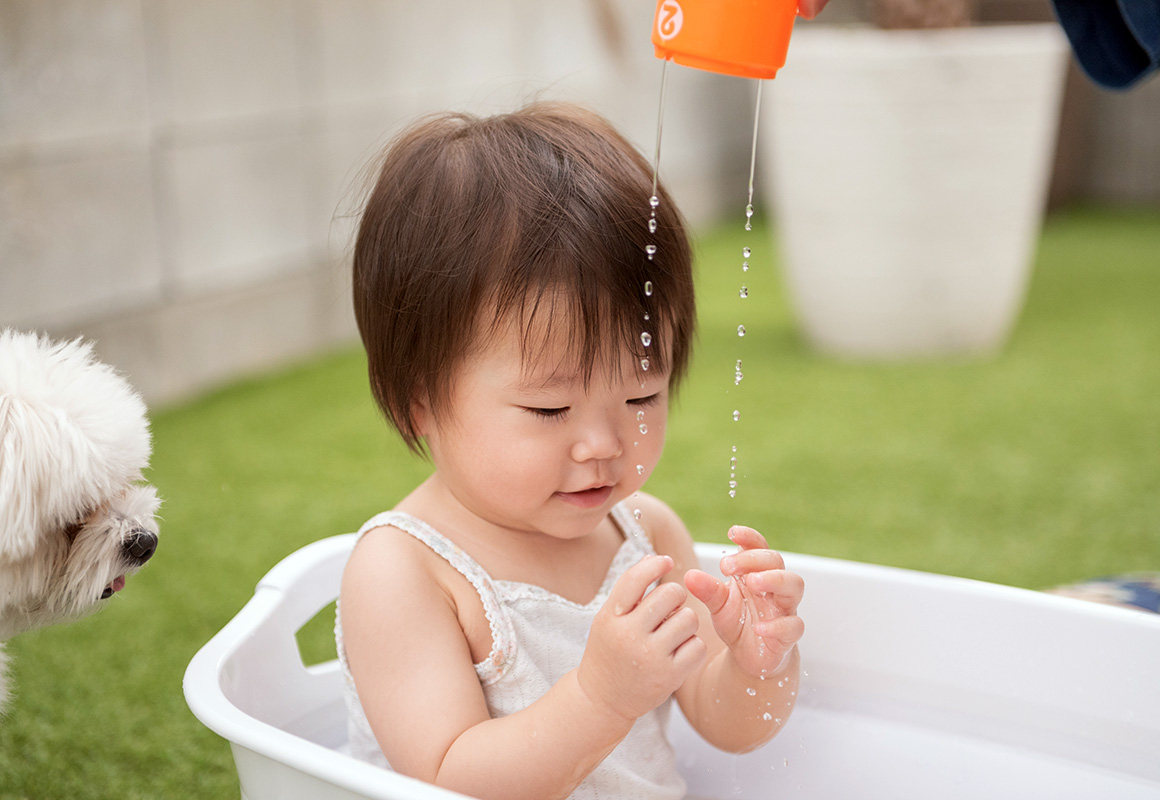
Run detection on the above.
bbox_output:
[636,580,688,630]
[607,555,673,616]
[744,569,805,609]
[727,525,769,551]
[671,632,708,675]
[653,605,700,653]
[684,568,729,616]
[756,614,805,648]
[721,548,786,577]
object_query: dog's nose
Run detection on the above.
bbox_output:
[124,529,158,564]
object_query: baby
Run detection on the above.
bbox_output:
[337,102,805,800]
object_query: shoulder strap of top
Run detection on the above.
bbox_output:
[609,502,657,557]
[357,511,514,685]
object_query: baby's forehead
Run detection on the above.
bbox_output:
[510,356,665,397]
[474,309,660,388]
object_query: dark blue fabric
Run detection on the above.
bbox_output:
[1052,0,1160,89]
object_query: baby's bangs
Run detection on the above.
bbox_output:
[488,263,675,390]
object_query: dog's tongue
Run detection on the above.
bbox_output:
[103,576,127,598]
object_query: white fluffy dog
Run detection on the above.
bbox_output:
[0,329,160,709]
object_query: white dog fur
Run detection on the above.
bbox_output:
[0,329,160,709]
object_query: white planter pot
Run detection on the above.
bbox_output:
[762,24,1069,358]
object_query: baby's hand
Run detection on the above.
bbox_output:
[684,526,805,680]
[577,555,707,721]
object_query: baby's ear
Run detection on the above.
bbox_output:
[410,395,432,438]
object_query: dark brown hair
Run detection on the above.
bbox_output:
[352,102,695,453]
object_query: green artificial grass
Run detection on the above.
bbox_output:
[666,207,1160,588]
[0,207,1157,798]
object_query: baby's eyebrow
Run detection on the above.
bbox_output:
[514,371,582,392]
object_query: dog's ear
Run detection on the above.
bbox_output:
[0,396,94,562]
[1,397,47,561]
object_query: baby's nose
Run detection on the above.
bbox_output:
[571,421,623,462]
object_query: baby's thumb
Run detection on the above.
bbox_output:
[684,569,728,615]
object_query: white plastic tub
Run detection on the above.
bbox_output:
[184,536,1160,799]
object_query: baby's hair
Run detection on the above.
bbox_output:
[352,102,695,454]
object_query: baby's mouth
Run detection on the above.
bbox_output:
[556,485,614,508]
[100,575,127,600]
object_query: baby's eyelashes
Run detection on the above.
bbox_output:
[523,406,570,420]
[522,394,659,418]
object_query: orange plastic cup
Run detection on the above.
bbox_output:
[652,0,797,80]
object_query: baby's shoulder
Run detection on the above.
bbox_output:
[343,521,456,602]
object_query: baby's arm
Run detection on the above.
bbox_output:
[342,529,702,800]
[643,497,805,753]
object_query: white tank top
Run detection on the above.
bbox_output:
[335,503,686,800]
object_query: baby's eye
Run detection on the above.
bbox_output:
[627,393,661,407]
[525,406,570,419]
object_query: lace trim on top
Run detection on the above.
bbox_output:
[355,511,515,686]
[356,504,654,686]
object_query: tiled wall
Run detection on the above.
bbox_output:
[0,0,753,405]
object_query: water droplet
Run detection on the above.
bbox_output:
[784,758,790,768]
[649,195,660,209]
[746,687,757,696]
[640,331,652,347]
[732,445,738,452]
[737,325,746,337]
[734,370,743,385]
[742,246,751,258]
[636,464,645,475]
[729,480,737,489]
[729,489,736,498]
[644,280,653,296]
[745,220,752,231]
[732,410,740,422]
[644,244,657,260]
[730,457,736,470]
[648,218,658,234]
[639,423,648,435]
[739,285,748,299]
[640,357,650,371]
[637,410,645,421]
[746,203,754,220]
[633,508,642,520]
[763,712,772,721]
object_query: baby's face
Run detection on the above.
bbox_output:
[417,315,669,541]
